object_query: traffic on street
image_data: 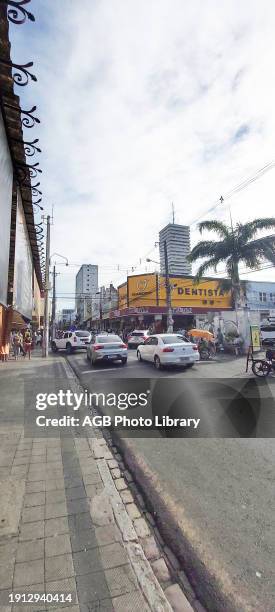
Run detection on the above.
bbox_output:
[1,1,275,611]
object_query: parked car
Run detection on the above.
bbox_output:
[127,329,150,349]
[260,325,275,346]
[136,333,199,369]
[51,330,91,353]
[87,334,128,366]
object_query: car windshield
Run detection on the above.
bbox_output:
[96,335,121,343]
[75,331,90,337]
[161,335,187,344]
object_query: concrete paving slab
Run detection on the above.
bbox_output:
[16,539,44,562]
[45,516,69,537]
[45,533,71,557]
[104,564,138,598]
[76,571,110,603]
[13,558,44,586]
[0,477,25,536]
[22,506,45,523]
[45,553,74,582]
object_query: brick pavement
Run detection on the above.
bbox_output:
[0,353,150,611]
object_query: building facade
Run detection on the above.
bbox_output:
[84,284,118,329]
[244,280,275,323]
[75,264,98,323]
[91,272,233,332]
[0,5,43,354]
[159,223,191,275]
[61,309,76,326]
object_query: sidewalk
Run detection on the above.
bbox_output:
[0,352,153,612]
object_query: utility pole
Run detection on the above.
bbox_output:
[51,265,58,341]
[42,215,51,357]
[164,240,173,332]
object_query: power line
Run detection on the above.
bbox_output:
[188,161,275,227]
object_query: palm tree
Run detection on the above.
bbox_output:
[188,218,275,307]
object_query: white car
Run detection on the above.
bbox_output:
[260,324,275,346]
[51,330,91,354]
[87,334,128,366]
[136,333,199,369]
[127,329,150,349]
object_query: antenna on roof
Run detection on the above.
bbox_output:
[171,202,175,224]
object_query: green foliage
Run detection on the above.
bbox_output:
[188,217,275,305]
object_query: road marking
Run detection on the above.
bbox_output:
[81,368,122,374]
[81,362,138,375]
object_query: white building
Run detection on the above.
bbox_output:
[159,223,191,276]
[75,264,98,323]
[61,309,76,326]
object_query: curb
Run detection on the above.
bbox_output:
[63,357,190,611]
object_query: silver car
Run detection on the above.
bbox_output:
[87,334,128,366]
[127,329,150,349]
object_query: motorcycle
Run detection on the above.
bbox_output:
[252,348,275,377]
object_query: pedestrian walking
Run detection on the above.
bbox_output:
[17,331,26,357]
[13,332,20,360]
[208,338,216,358]
[24,329,32,360]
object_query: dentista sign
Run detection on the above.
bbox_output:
[125,274,232,310]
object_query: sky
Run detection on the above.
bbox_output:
[10,0,275,310]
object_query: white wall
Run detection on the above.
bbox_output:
[0,111,13,306]
[13,190,33,319]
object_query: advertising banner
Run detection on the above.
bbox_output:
[119,274,232,313]
[13,191,33,320]
[118,283,127,309]
[250,325,261,352]
[159,276,232,310]
[0,112,13,306]
[127,274,158,308]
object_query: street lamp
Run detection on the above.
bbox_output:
[146,257,160,265]
[49,253,69,342]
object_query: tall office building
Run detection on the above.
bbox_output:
[159,223,191,275]
[75,264,98,322]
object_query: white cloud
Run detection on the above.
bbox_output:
[10,0,275,308]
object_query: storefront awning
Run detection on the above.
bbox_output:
[10,309,31,329]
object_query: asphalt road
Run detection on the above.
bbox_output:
[67,348,250,379]
[66,349,275,611]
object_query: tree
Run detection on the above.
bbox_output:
[187,218,275,307]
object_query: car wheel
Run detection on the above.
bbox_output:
[186,362,194,368]
[66,343,73,354]
[51,342,58,353]
[154,355,162,370]
[121,358,127,365]
[137,350,143,362]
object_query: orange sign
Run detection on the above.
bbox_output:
[118,283,127,309]
[127,274,158,308]
[158,276,232,309]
